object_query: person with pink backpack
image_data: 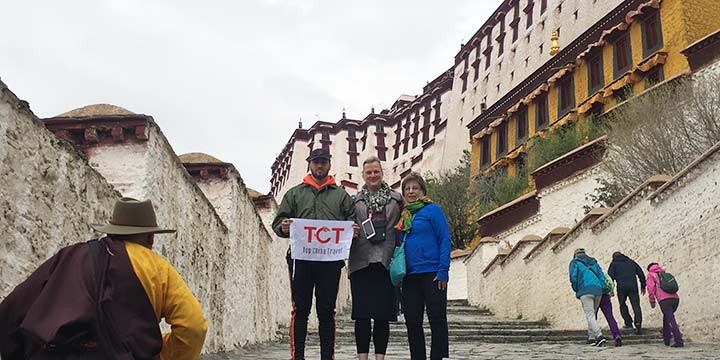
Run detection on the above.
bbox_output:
[646,263,684,347]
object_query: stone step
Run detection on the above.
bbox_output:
[286,332,663,345]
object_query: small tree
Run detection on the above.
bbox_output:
[426,151,478,249]
[600,71,720,196]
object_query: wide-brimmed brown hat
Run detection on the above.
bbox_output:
[90,197,176,235]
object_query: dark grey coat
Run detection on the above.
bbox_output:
[348,190,403,276]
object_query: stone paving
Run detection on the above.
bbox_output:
[203,341,720,359]
[202,300,720,359]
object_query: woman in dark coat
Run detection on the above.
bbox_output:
[349,156,403,360]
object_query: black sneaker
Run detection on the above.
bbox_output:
[586,339,595,344]
[615,338,622,347]
[635,327,643,335]
[671,342,684,348]
[594,336,607,347]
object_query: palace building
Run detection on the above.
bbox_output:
[465,0,720,177]
[270,0,719,200]
[270,69,460,199]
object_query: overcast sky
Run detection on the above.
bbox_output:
[1,0,495,193]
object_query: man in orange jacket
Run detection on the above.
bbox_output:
[0,197,208,360]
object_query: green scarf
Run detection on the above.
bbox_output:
[395,196,433,233]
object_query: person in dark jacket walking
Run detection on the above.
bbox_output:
[607,252,646,334]
[272,148,357,360]
[349,156,403,360]
[569,248,607,347]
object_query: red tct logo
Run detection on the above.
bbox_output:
[304,226,345,244]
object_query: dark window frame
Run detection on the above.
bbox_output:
[587,50,604,95]
[496,122,508,157]
[644,65,665,89]
[516,106,528,143]
[480,136,491,168]
[613,32,633,79]
[641,10,663,58]
[557,74,576,118]
[535,92,549,130]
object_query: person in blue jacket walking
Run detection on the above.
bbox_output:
[569,248,608,347]
[395,172,451,360]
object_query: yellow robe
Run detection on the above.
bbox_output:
[124,241,208,360]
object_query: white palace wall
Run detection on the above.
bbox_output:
[0,78,295,353]
[467,143,720,342]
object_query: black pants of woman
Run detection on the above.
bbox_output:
[401,272,448,360]
[350,263,397,355]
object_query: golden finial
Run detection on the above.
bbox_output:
[549,29,560,56]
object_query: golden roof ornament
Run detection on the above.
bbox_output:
[549,30,560,56]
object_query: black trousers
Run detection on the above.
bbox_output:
[354,319,390,355]
[288,259,343,360]
[401,273,449,360]
[617,288,642,327]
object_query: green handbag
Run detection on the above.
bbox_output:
[389,234,407,287]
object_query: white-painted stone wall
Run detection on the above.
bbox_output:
[448,257,468,300]
[468,146,720,341]
[1,79,299,353]
[83,124,231,351]
[0,81,118,299]
[193,168,292,349]
[461,166,601,301]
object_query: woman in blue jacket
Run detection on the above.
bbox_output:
[396,172,451,360]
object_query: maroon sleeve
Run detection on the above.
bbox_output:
[0,251,63,359]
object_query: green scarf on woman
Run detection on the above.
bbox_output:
[395,196,433,233]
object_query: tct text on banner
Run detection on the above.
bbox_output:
[289,218,354,261]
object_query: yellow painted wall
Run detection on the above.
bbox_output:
[678,0,720,47]
[468,0,720,179]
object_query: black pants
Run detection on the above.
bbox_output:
[617,288,642,328]
[402,273,449,360]
[354,319,390,355]
[288,259,343,360]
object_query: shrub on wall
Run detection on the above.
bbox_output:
[426,150,479,249]
[587,70,720,207]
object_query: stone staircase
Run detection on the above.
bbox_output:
[278,299,663,346]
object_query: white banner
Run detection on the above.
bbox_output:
[289,218,354,261]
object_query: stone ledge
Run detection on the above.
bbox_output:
[590,175,671,231]
[551,208,610,253]
[501,235,542,265]
[477,191,540,237]
[531,136,607,191]
[524,227,570,261]
[647,141,720,203]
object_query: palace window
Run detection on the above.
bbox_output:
[516,106,528,143]
[377,123,384,133]
[511,1,520,42]
[613,32,633,78]
[558,74,576,117]
[642,9,663,57]
[645,65,664,89]
[481,136,491,168]
[525,0,534,29]
[587,50,604,95]
[536,92,549,130]
[540,0,547,14]
[496,122,508,157]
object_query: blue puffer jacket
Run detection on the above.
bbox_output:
[403,204,452,281]
[569,255,606,298]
